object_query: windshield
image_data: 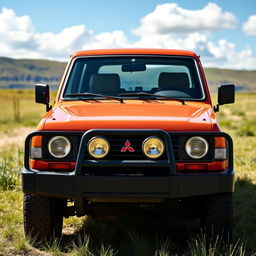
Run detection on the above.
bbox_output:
[63,56,204,100]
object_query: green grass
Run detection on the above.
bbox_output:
[0,89,55,132]
[0,147,22,190]
[0,91,256,255]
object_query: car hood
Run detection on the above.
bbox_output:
[42,100,215,132]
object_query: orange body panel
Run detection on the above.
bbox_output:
[41,100,217,132]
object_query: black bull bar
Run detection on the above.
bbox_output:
[22,129,234,198]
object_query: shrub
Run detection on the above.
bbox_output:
[0,149,22,190]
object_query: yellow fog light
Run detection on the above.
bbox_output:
[87,136,110,159]
[142,137,165,159]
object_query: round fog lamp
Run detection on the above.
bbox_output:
[87,136,110,159]
[48,136,71,158]
[185,136,208,159]
[142,136,165,159]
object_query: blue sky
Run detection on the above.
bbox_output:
[0,0,255,69]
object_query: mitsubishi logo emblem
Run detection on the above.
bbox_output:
[121,140,134,152]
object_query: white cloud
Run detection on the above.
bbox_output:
[0,8,34,33]
[243,15,256,35]
[0,8,36,50]
[206,40,256,69]
[130,32,256,69]
[0,7,255,69]
[129,3,256,69]
[133,3,238,36]
[0,8,129,60]
[130,32,209,54]
[35,25,92,58]
[82,31,129,49]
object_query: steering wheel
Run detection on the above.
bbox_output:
[154,87,174,93]
[154,88,191,98]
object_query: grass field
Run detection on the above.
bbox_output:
[0,90,47,132]
[0,90,256,255]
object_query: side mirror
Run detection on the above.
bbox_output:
[214,84,235,112]
[35,84,51,112]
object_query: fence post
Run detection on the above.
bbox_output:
[13,95,20,122]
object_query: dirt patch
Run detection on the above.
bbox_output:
[3,248,51,256]
[0,127,34,149]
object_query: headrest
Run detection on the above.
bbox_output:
[89,73,121,93]
[158,72,190,91]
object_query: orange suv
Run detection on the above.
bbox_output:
[22,49,235,243]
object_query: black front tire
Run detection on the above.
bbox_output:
[201,193,233,243]
[23,194,65,243]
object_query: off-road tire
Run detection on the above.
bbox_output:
[201,193,233,243]
[23,194,65,244]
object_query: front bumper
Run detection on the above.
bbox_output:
[22,129,235,199]
[22,168,235,199]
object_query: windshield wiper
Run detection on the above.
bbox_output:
[65,93,123,103]
[119,92,185,105]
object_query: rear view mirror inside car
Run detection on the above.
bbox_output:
[122,63,146,72]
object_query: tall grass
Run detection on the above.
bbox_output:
[188,235,251,256]
[0,147,22,190]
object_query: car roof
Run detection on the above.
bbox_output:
[72,49,198,58]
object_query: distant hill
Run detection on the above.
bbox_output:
[0,57,66,90]
[204,68,256,92]
[0,57,255,92]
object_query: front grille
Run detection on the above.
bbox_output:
[171,135,179,160]
[84,134,173,161]
[109,136,153,160]
[42,133,191,162]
